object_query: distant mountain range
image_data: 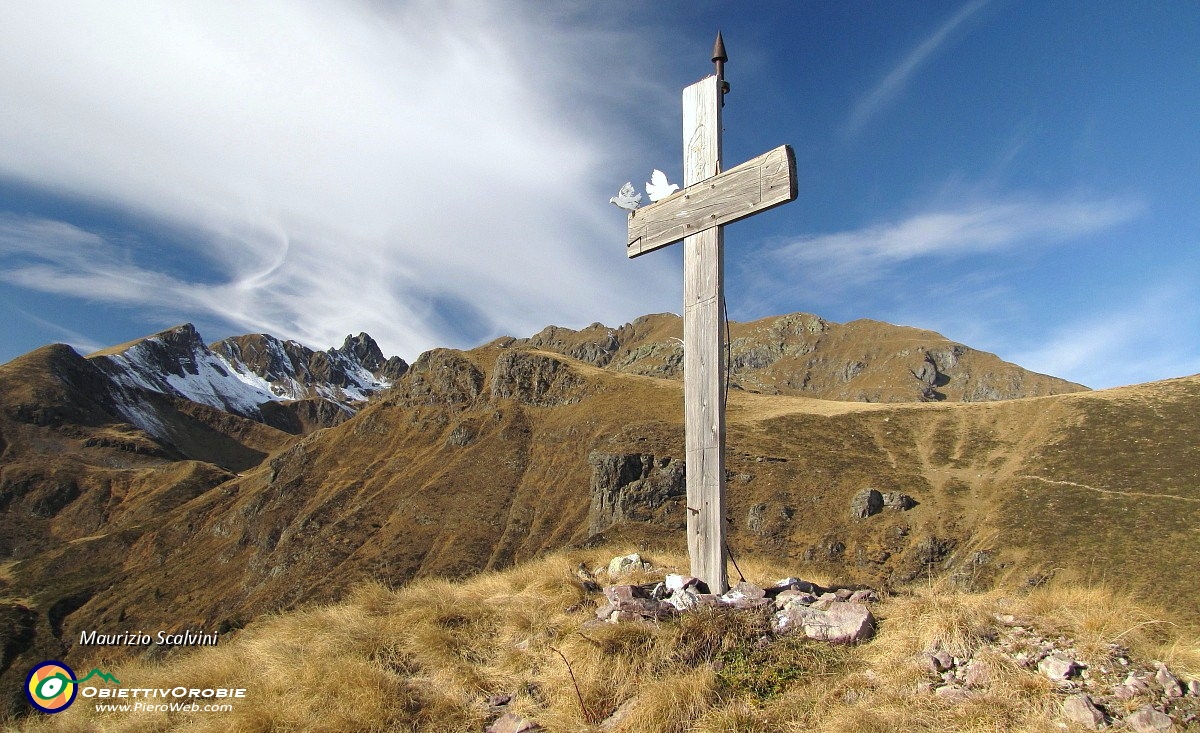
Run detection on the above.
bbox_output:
[4,313,1195,718]
[85,323,408,439]
[31,313,1085,456]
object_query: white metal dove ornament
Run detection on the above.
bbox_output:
[646,169,680,202]
[610,182,642,211]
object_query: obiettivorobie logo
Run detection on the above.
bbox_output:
[26,659,248,715]
[25,661,121,714]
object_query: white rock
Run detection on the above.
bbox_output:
[1112,674,1153,700]
[1038,653,1079,681]
[607,553,642,576]
[774,601,875,643]
[665,573,699,592]
[848,589,878,604]
[487,711,542,733]
[775,590,819,607]
[664,589,700,611]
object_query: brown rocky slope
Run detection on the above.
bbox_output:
[1,316,1194,718]
[495,312,1087,402]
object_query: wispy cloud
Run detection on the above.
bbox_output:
[1009,286,1200,389]
[8,305,106,357]
[767,196,1142,288]
[845,0,991,137]
[0,1,675,358]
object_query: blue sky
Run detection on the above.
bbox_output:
[1,1,1197,389]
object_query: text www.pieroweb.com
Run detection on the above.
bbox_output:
[93,701,233,713]
[82,686,245,714]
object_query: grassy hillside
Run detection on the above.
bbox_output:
[0,345,297,715]
[14,548,1199,732]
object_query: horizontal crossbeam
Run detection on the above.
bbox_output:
[626,144,796,258]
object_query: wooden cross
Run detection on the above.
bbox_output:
[626,34,796,594]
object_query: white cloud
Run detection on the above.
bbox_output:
[0,1,676,357]
[845,0,991,137]
[768,196,1142,288]
[1009,287,1200,389]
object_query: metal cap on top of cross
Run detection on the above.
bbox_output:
[712,30,730,98]
[624,33,797,594]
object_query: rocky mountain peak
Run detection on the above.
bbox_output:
[103,323,210,380]
[210,333,312,392]
[338,332,384,368]
[81,324,407,439]
[334,333,409,382]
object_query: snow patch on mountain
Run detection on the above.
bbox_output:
[100,334,281,417]
[88,324,405,432]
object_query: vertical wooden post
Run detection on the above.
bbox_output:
[625,35,794,594]
[682,75,727,594]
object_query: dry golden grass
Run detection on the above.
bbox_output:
[13,547,1199,733]
[1021,579,1200,680]
[0,561,34,607]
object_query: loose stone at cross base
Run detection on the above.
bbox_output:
[585,553,878,645]
[581,554,1200,730]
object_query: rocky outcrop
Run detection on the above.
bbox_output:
[746,502,795,537]
[851,489,884,519]
[96,323,211,383]
[504,323,620,368]
[490,351,585,406]
[608,341,684,379]
[910,353,951,401]
[851,488,918,519]
[399,349,484,406]
[587,453,685,535]
[337,332,409,381]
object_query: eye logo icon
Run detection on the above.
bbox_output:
[26,661,78,713]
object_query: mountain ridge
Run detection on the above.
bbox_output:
[494,312,1087,402]
[0,313,1193,718]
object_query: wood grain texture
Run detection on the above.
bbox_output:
[626,144,796,258]
[626,74,798,592]
[681,75,728,594]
